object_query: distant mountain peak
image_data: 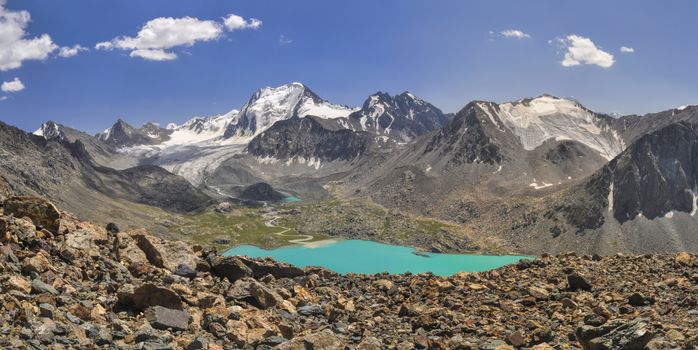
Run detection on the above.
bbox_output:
[472,95,624,160]
[33,121,65,140]
[348,91,449,142]
[223,82,357,139]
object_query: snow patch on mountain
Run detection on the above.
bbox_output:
[477,95,625,160]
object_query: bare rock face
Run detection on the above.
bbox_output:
[3,196,61,234]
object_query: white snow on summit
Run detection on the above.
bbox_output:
[478,95,626,160]
[165,109,239,146]
[227,82,357,138]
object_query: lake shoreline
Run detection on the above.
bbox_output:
[223,239,531,276]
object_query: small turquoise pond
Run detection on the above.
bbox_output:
[282,196,302,203]
[224,239,529,276]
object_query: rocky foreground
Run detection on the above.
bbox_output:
[0,196,696,349]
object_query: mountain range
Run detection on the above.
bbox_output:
[5,82,697,254]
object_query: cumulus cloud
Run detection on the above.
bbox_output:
[97,13,261,61]
[0,1,59,71]
[2,77,25,92]
[129,49,177,61]
[58,45,88,58]
[620,46,635,53]
[558,35,614,68]
[500,29,531,39]
[223,14,262,30]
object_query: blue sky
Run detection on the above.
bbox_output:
[1,0,697,133]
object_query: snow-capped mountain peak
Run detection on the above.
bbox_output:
[347,91,449,142]
[476,95,625,160]
[33,121,65,140]
[162,109,240,146]
[223,83,357,138]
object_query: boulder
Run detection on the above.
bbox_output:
[237,256,305,279]
[123,283,182,311]
[22,252,51,274]
[209,255,253,282]
[375,279,395,291]
[527,286,550,300]
[275,329,343,350]
[3,196,61,233]
[63,222,109,253]
[675,252,694,267]
[567,272,592,291]
[249,280,284,309]
[31,278,58,295]
[576,318,654,350]
[145,306,190,331]
[6,275,31,294]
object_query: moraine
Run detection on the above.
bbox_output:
[224,239,528,276]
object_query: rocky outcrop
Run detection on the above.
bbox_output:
[246,116,371,163]
[238,182,286,202]
[96,119,172,148]
[118,165,212,213]
[0,197,696,349]
[561,121,698,230]
[3,196,61,233]
[424,102,503,165]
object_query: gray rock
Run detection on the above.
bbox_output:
[145,306,191,331]
[298,304,324,316]
[31,279,58,295]
[576,318,654,350]
[38,303,55,318]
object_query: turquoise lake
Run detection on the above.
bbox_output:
[224,239,529,276]
[282,196,302,203]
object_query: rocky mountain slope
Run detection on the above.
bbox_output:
[0,121,210,226]
[97,119,173,148]
[0,196,695,349]
[345,91,451,143]
[246,116,372,164]
[34,121,138,169]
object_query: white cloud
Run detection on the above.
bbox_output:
[559,35,614,68]
[620,46,635,53]
[0,1,59,71]
[279,35,293,45]
[58,44,88,58]
[223,14,262,31]
[95,41,114,50]
[130,49,177,61]
[500,29,531,39]
[2,77,25,92]
[96,16,224,60]
[0,96,7,101]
